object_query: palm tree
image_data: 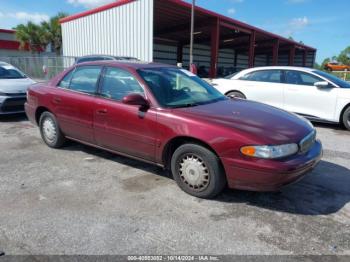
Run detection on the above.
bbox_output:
[14,22,48,53]
[41,13,68,55]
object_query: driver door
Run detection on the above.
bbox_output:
[283,70,338,121]
[93,67,158,161]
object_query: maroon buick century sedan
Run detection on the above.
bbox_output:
[25,61,322,198]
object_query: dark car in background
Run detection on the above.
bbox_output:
[75,55,139,64]
[25,61,322,198]
[0,62,36,115]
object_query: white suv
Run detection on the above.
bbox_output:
[212,66,350,130]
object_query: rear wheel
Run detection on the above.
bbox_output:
[226,91,246,99]
[342,107,350,131]
[39,111,66,148]
[171,144,226,198]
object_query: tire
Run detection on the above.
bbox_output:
[171,143,226,198]
[325,67,332,72]
[342,107,350,131]
[226,91,246,99]
[39,111,66,148]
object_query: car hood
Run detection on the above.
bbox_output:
[175,99,314,145]
[0,78,36,94]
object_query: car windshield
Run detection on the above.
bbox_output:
[138,67,227,108]
[224,72,239,79]
[0,66,26,79]
[314,70,350,88]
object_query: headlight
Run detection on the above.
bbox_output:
[241,143,299,159]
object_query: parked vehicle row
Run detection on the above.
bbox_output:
[25,61,322,198]
[212,66,350,130]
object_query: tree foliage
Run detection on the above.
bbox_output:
[14,13,68,55]
[14,22,48,53]
[41,13,68,55]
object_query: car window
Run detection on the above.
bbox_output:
[58,69,74,88]
[100,67,144,101]
[69,66,102,94]
[285,70,322,86]
[239,70,282,83]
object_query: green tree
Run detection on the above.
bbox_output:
[14,22,48,53]
[41,12,68,55]
[337,46,350,65]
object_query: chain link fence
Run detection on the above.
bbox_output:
[0,56,76,81]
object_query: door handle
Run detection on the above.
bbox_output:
[53,97,61,104]
[96,109,108,115]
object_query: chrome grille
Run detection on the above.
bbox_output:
[299,130,316,154]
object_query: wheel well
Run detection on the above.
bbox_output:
[340,103,350,122]
[35,106,50,125]
[162,136,220,169]
[225,90,243,95]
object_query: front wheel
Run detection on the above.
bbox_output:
[171,144,226,198]
[342,107,350,131]
[226,91,246,99]
[39,111,66,148]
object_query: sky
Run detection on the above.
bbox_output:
[0,0,348,63]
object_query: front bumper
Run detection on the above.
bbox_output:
[0,95,26,115]
[221,140,323,191]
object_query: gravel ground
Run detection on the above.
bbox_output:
[0,114,349,255]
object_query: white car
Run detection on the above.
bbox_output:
[0,62,35,115]
[212,66,350,130]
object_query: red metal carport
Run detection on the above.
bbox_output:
[153,0,316,78]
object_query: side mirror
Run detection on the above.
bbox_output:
[314,81,330,88]
[122,93,149,108]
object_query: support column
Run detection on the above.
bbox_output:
[272,38,279,66]
[302,49,308,67]
[234,51,238,71]
[248,30,256,68]
[289,45,296,66]
[177,43,183,64]
[210,18,220,78]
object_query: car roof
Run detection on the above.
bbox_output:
[240,66,317,73]
[76,55,139,60]
[0,61,11,66]
[75,60,177,70]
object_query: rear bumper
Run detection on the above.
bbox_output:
[24,102,37,125]
[221,140,323,192]
[0,95,26,115]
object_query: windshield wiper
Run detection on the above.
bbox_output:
[171,103,200,108]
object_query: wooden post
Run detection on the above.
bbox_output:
[234,51,238,71]
[289,45,296,66]
[303,49,308,67]
[272,38,279,66]
[210,18,220,78]
[177,43,183,64]
[248,30,256,68]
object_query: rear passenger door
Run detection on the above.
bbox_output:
[51,65,102,143]
[93,66,158,161]
[238,70,284,109]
